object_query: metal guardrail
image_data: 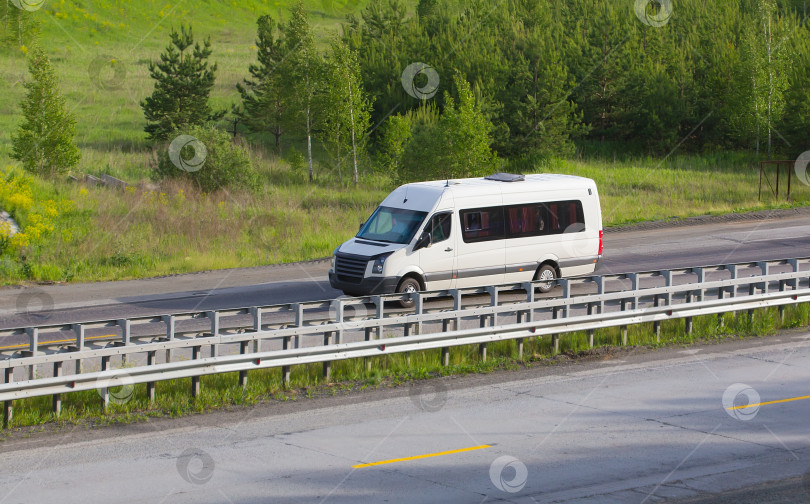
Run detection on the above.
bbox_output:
[1,257,809,427]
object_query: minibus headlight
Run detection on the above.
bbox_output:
[372,254,390,275]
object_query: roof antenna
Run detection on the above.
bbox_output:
[403,186,408,204]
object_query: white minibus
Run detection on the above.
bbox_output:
[329,173,603,305]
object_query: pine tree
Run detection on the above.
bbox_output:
[11,46,80,176]
[236,15,287,154]
[141,25,224,143]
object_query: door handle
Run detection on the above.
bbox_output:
[445,247,453,252]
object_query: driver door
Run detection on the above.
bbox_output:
[418,212,456,291]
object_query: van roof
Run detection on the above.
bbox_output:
[406,173,595,195]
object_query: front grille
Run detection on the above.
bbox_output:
[335,254,368,284]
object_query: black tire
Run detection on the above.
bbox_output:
[396,277,421,308]
[534,264,557,293]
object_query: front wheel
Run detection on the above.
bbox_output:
[396,277,421,308]
[534,265,557,293]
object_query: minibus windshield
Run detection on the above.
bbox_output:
[357,206,428,244]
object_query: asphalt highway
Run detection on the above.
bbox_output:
[1,212,809,332]
[1,330,809,503]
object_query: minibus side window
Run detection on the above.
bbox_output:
[506,200,585,238]
[426,212,452,244]
[460,207,504,243]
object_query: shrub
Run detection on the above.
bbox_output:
[153,126,260,193]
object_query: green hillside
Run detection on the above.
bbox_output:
[0,0,387,161]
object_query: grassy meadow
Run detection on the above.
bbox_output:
[0,1,809,285]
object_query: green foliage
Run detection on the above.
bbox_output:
[154,126,259,193]
[319,37,372,185]
[1,2,39,49]
[235,15,288,153]
[378,114,412,172]
[11,46,80,177]
[399,72,499,182]
[283,0,322,182]
[141,25,225,143]
[344,0,810,158]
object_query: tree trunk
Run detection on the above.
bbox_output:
[349,79,359,186]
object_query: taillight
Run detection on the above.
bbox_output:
[598,230,603,255]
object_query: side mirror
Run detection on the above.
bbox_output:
[414,232,432,251]
[358,221,365,232]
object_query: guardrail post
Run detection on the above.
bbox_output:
[117,319,131,365]
[251,306,263,353]
[653,295,661,341]
[551,307,560,354]
[280,337,292,386]
[748,281,756,324]
[522,281,536,322]
[415,293,424,336]
[789,258,800,291]
[52,361,62,417]
[323,332,333,381]
[146,351,156,403]
[288,304,304,383]
[72,323,85,375]
[587,303,595,348]
[717,285,725,328]
[478,296,491,361]
[779,279,787,323]
[486,286,498,327]
[440,290,462,366]
[100,355,111,411]
[757,262,770,294]
[453,289,462,330]
[162,315,175,363]
[620,299,628,346]
[207,311,220,357]
[366,297,383,372]
[662,271,673,306]
[685,291,693,335]
[594,276,605,314]
[727,265,738,321]
[191,346,201,398]
[694,268,705,301]
[3,368,12,429]
[239,341,250,390]
[25,327,38,380]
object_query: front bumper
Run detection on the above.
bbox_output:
[328,271,400,297]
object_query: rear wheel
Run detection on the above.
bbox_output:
[396,277,421,308]
[534,264,557,293]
